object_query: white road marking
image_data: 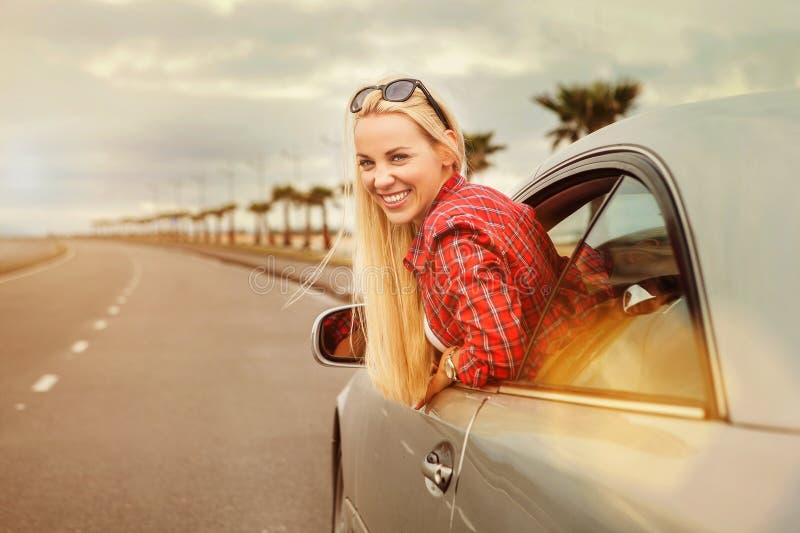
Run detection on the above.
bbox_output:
[0,245,77,285]
[31,374,59,393]
[93,320,108,330]
[15,403,26,411]
[107,305,120,316]
[400,440,415,456]
[71,340,89,353]
[120,252,142,299]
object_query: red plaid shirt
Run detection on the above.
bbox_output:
[403,172,612,387]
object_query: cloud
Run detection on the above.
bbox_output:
[1,0,799,235]
[84,38,257,78]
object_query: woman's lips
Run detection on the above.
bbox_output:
[379,189,411,208]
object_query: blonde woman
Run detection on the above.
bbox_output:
[347,77,584,408]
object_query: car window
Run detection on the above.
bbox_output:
[548,201,598,257]
[533,176,619,258]
[519,176,707,404]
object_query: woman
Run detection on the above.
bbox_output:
[346,77,580,408]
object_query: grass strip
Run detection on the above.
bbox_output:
[0,241,67,275]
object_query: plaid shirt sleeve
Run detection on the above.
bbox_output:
[430,225,529,388]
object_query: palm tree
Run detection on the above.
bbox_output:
[533,79,642,150]
[291,190,313,250]
[161,211,184,241]
[463,131,507,182]
[220,202,237,245]
[248,201,273,246]
[307,185,335,250]
[272,184,297,246]
[200,209,214,243]
[208,206,225,244]
[173,210,192,241]
[119,217,136,237]
[155,212,171,240]
[190,211,207,243]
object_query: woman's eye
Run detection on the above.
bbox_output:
[358,160,374,169]
[391,153,408,162]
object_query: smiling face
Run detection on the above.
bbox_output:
[355,113,456,226]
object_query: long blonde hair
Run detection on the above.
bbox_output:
[348,76,466,405]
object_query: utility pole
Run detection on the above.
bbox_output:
[148,181,160,238]
[224,162,236,244]
[192,175,208,244]
[170,178,183,240]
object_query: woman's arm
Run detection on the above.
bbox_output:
[429,225,529,388]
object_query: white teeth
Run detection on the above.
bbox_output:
[383,191,410,204]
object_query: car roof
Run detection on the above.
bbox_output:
[527,90,800,431]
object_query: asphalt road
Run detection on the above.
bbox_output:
[0,240,354,532]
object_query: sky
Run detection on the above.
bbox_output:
[1,0,799,236]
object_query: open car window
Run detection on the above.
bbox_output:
[532,176,618,260]
[518,176,707,405]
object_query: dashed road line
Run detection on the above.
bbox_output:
[94,320,108,330]
[107,305,120,316]
[15,403,26,411]
[71,340,89,353]
[31,374,59,393]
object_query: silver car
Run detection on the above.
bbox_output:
[311,90,800,532]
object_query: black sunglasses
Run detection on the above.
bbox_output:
[350,78,451,130]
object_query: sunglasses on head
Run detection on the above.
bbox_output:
[349,78,451,130]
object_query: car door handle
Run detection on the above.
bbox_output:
[421,442,454,494]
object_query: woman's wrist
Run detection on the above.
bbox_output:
[441,345,460,382]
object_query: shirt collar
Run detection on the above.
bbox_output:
[403,171,465,273]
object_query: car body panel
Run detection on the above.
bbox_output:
[452,391,800,532]
[337,371,489,532]
[514,90,800,430]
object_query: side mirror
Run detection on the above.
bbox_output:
[310,303,366,368]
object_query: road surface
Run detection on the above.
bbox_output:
[0,240,354,532]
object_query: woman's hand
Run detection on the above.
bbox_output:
[415,348,459,410]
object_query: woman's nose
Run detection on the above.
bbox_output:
[373,166,395,190]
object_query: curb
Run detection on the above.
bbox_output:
[109,239,354,303]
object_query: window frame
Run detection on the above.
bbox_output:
[500,149,721,420]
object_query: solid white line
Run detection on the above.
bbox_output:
[93,320,108,330]
[107,305,120,316]
[31,374,59,393]
[0,245,77,285]
[71,340,89,353]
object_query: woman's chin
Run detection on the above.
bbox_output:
[380,205,416,226]
[384,211,411,225]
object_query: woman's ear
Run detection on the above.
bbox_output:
[439,129,459,168]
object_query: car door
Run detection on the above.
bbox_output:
[343,370,489,533]
[449,155,800,532]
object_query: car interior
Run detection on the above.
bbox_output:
[517,174,707,405]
